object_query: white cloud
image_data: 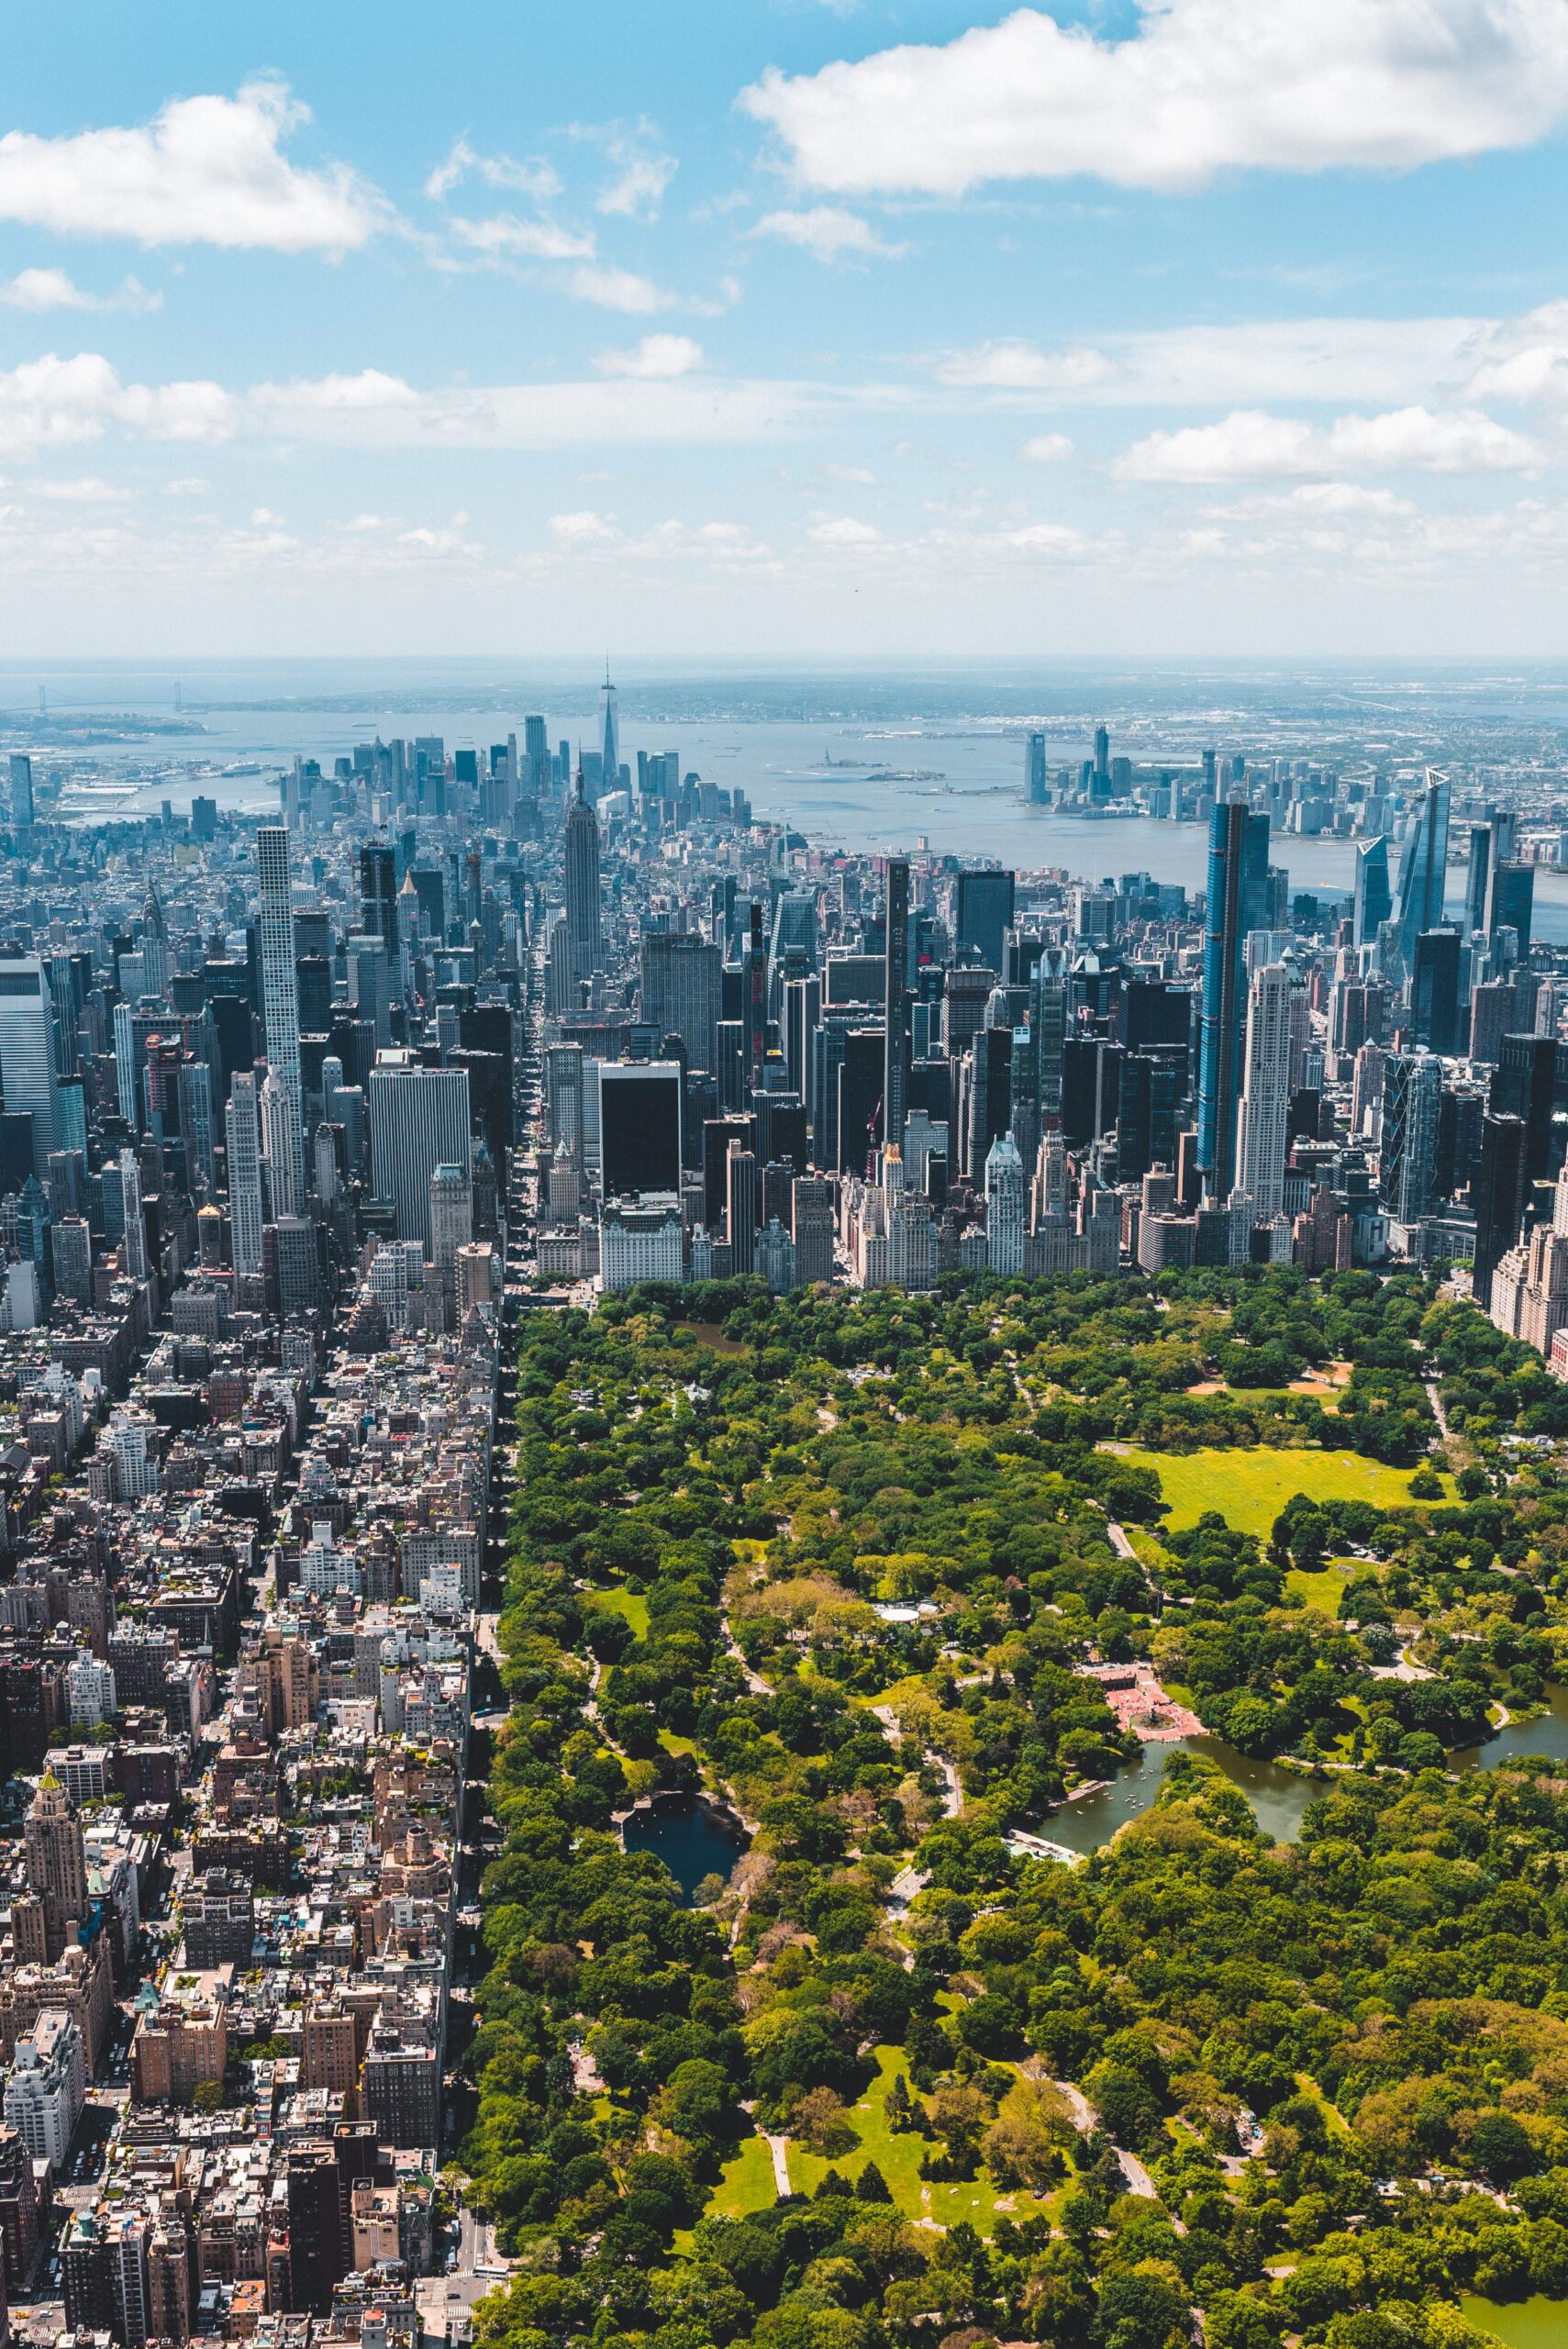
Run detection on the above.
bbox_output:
[1116,404,1540,482]
[594,335,705,378]
[939,340,1114,391]
[549,509,620,547]
[0,81,383,251]
[596,145,677,220]
[547,509,776,569]
[935,318,1490,407]
[567,263,670,313]
[161,476,209,495]
[1020,432,1073,462]
[28,474,131,502]
[250,506,285,527]
[740,0,1568,195]
[752,206,905,263]
[0,352,235,460]
[448,213,595,262]
[251,369,422,415]
[0,267,160,313]
[424,137,560,204]
[822,462,876,484]
[808,513,883,545]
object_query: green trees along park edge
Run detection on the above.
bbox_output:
[463,1269,1568,2349]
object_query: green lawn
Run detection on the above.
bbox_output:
[784,2045,1017,2233]
[1120,1446,1457,1543]
[590,1586,650,1638]
[706,2133,779,2220]
[1285,1561,1357,1614]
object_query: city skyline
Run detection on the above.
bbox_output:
[3,2,1568,655]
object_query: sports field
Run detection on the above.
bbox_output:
[1119,1446,1456,1542]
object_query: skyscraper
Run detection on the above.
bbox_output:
[599,1063,683,1197]
[367,1052,472,1246]
[641,931,720,1074]
[428,1163,473,1270]
[261,1066,301,1219]
[256,827,305,1207]
[118,1150,148,1283]
[1396,769,1451,964]
[22,1776,87,1963]
[1473,1111,1529,1310]
[1023,733,1048,806]
[1411,929,1463,1056]
[1487,861,1535,957]
[1381,1052,1442,1225]
[139,885,168,1005]
[1234,963,1293,1216]
[563,776,603,984]
[1352,838,1392,951]
[984,1133,1025,1275]
[726,1140,757,1273]
[0,955,60,1173]
[883,858,910,1152]
[359,843,399,952]
[1197,803,1269,1201]
[955,870,1015,972]
[601,660,619,790]
[226,1072,264,1278]
[8,753,33,827]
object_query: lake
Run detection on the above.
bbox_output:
[621,1795,749,1903]
[1045,1734,1320,1855]
[1454,1684,1568,1773]
[1461,2297,1568,2349]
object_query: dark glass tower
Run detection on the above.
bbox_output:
[883,858,910,1152]
[1196,802,1269,1199]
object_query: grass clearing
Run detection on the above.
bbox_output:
[1119,1445,1457,1543]
[783,2046,1015,2234]
[706,2133,779,2221]
[590,1586,650,1639]
[1285,1561,1357,1614]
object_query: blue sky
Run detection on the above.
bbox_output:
[6,0,1568,657]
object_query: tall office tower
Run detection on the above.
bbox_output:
[1023,732,1048,805]
[226,1073,264,1278]
[792,1174,835,1285]
[359,843,399,951]
[0,955,60,1174]
[1487,861,1535,957]
[139,885,168,1005]
[1031,947,1070,1120]
[1196,803,1269,1200]
[1473,1111,1529,1310]
[883,859,911,1152]
[1412,929,1463,1056]
[966,1026,1013,1179]
[544,1042,585,1155]
[524,715,549,791]
[1469,979,1515,1068]
[179,1060,215,1187]
[1490,1030,1566,1184]
[8,752,33,826]
[117,1148,148,1282]
[1092,722,1110,790]
[984,1133,1025,1275]
[600,1062,683,1196]
[641,931,721,1074]
[1234,963,1293,1215]
[1352,838,1393,951]
[726,1141,758,1273]
[367,1051,472,1246]
[428,1163,473,1270]
[744,901,767,1090]
[955,869,1016,971]
[1464,824,1494,937]
[1380,1052,1442,1224]
[600,661,619,787]
[22,1776,87,1963]
[261,1067,301,1218]
[313,1123,340,1208]
[1396,769,1451,964]
[256,825,305,1205]
[563,777,603,983]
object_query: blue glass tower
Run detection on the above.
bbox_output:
[1197,801,1269,1200]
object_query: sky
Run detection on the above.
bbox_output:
[7,0,1568,660]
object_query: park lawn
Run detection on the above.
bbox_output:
[658,1729,698,1758]
[590,1586,650,1639]
[784,2046,1012,2234]
[1120,1445,1457,1543]
[706,2133,779,2221]
[1285,1561,1356,1614]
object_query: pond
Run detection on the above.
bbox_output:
[1043,1734,1319,1856]
[1459,2296,1568,2349]
[621,1795,749,1903]
[1453,1684,1568,1773]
